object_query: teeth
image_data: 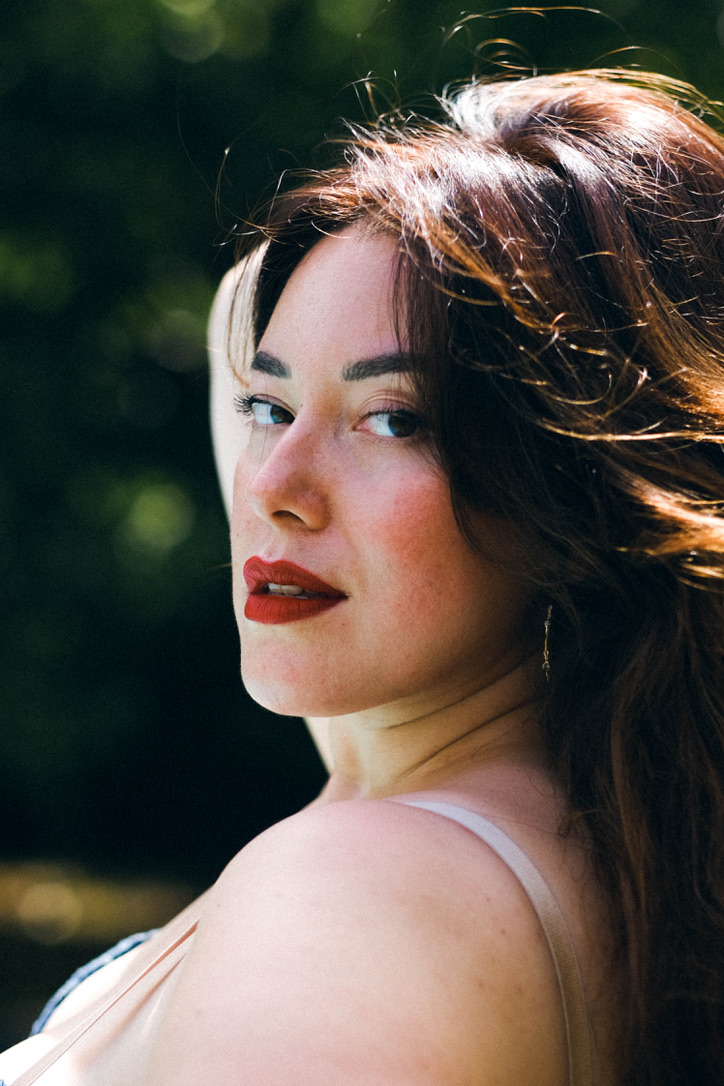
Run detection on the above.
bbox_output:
[268,583,305,596]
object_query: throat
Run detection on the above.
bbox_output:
[314,655,545,801]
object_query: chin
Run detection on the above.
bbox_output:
[240,663,382,719]
[242,678,312,717]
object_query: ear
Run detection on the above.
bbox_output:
[207,247,267,520]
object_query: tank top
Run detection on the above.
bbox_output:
[5,800,593,1086]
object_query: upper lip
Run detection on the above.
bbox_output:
[243,557,346,597]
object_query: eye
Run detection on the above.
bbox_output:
[364,409,424,439]
[235,394,293,426]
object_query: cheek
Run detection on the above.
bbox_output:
[230,475,257,613]
[362,472,470,591]
[362,473,529,643]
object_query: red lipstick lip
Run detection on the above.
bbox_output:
[243,557,346,597]
[242,558,346,626]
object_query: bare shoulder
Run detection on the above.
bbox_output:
[146,800,568,1086]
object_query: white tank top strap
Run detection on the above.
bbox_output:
[12,808,593,1086]
[10,893,207,1086]
[398,799,593,1086]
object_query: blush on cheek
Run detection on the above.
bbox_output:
[367,480,528,645]
[364,475,475,593]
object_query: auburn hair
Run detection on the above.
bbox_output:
[234,71,724,1083]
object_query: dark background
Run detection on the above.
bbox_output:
[2,0,724,1044]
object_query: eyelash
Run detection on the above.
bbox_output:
[364,405,426,439]
[234,394,292,424]
[234,394,426,439]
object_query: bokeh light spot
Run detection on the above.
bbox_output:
[121,483,195,552]
[0,235,75,313]
[147,308,206,372]
[17,879,83,945]
[160,10,224,61]
[157,0,216,16]
[315,0,381,36]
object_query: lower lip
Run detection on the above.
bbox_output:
[244,594,345,625]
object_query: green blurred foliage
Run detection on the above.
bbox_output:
[2,0,724,893]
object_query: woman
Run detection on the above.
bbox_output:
[3,68,724,1085]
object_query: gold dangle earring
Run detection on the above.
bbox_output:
[542,604,552,683]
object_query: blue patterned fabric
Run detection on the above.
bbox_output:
[30,929,156,1036]
[0,931,155,1086]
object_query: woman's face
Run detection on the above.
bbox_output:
[231,228,531,720]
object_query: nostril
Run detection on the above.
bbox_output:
[243,473,330,531]
[271,509,306,523]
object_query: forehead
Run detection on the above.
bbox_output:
[257,228,403,369]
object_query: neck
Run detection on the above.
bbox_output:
[308,654,546,803]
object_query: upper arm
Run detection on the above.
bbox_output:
[208,248,266,520]
[146,802,567,1086]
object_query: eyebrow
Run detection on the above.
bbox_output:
[250,350,291,379]
[250,349,411,382]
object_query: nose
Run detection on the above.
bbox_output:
[237,422,331,531]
